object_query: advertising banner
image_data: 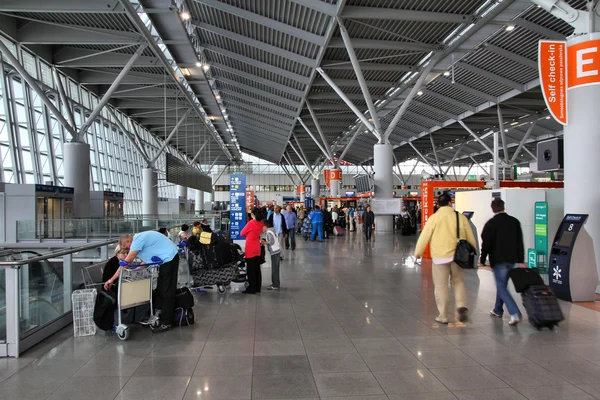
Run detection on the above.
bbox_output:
[539,40,567,125]
[534,201,548,254]
[230,174,246,240]
[245,189,255,212]
[324,169,331,188]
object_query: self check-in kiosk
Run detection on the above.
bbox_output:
[549,214,598,301]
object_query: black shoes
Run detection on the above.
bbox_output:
[457,307,469,323]
[151,323,172,333]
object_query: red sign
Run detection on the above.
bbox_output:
[567,39,600,89]
[329,169,342,181]
[539,40,567,125]
[296,186,305,195]
[245,190,254,212]
[324,169,331,188]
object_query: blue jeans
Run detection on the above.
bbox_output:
[311,222,323,241]
[493,263,521,317]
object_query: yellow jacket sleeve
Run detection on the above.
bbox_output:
[414,215,435,257]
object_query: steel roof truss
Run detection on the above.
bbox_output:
[457,62,524,91]
[211,63,304,97]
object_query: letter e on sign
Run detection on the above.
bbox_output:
[539,40,568,125]
[568,40,600,88]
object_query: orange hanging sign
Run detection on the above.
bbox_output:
[567,39,600,89]
[539,40,568,125]
[329,169,342,181]
[296,186,305,195]
[324,169,331,188]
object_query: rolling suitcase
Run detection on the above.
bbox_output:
[522,285,564,330]
[333,226,345,236]
[509,268,545,293]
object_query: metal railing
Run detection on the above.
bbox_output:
[0,239,117,357]
[15,213,223,242]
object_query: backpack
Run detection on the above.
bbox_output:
[175,287,195,309]
[94,290,117,331]
[173,307,195,326]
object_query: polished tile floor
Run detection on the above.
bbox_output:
[3,232,600,399]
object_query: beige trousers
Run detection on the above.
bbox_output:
[432,262,468,319]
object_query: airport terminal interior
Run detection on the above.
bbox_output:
[1,0,600,399]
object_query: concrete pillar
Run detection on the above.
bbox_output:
[330,169,342,197]
[142,168,158,216]
[195,190,204,214]
[373,143,394,232]
[63,142,90,218]
[311,178,320,199]
[205,190,213,209]
[177,185,187,199]
[565,33,600,287]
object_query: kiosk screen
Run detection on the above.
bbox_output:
[558,231,575,247]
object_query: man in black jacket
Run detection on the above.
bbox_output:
[480,198,524,326]
[363,205,375,240]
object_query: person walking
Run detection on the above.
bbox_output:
[240,207,264,294]
[302,207,313,241]
[414,193,476,324]
[282,204,297,251]
[268,205,288,260]
[261,220,281,290]
[310,205,324,242]
[480,198,525,326]
[120,230,179,333]
[363,205,375,240]
[297,206,305,234]
[347,206,355,231]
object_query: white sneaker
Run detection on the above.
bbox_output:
[508,315,521,326]
[489,310,503,318]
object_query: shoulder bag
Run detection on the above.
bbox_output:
[454,211,477,269]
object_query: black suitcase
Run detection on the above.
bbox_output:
[509,268,545,293]
[522,285,564,330]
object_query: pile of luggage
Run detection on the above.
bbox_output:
[187,231,246,294]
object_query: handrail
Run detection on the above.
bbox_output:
[0,239,117,268]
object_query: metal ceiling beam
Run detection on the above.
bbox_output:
[408,142,437,172]
[413,100,456,121]
[216,77,300,107]
[195,22,317,67]
[190,141,208,164]
[341,6,473,23]
[458,62,524,91]
[193,0,326,46]
[421,89,475,113]
[52,67,77,130]
[510,122,537,163]
[211,63,304,97]
[224,100,294,125]
[237,129,287,145]
[108,108,151,164]
[233,121,288,138]
[312,78,393,88]
[220,90,297,117]
[287,0,337,16]
[53,47,160,67]
[114,99,179,109]
[104,87,180,98]
[228,111,291,132]
[497,105,510,163]
[307,92,367,101]
[328,38,437,52]
[513,18,565,41]
[80,69,167,85]
[17,22,141,45]
[429,135,442,175]
[436,76,497,103]
[289,139,313,176]
[337,18,382,138]
[484,44,538,70]
[202,44,310,85]
[306,101,336,163]
[321,61,417,72]
[297,117,335,163]
[458,120,495,158]
[0,0,123,12]
[443,142,466,176]
[338,125,363,161]
[151,109,193,164]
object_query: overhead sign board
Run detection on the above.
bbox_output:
[539,40,568,125]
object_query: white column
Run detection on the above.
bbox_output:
[373,143,394,232]
[177,185,187,199]
[330,169,342,198]
[311,178,320,199]
[63,142,90,218]
[195,190,204,214]
[205,190,213,209]
[565,33,600,287]
[142,168,158,216]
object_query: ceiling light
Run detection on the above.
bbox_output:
[202,64,210,71]
[209,116,216,121]
[443,71,451,77]
[181,67,191,76]
[195,61,202,67]
[215,95,221,100]
[180,11,191,21]
[545,116,551,119]
[417,90,423,96]
[505,24,515,31]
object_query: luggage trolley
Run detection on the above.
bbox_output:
[115,256,162,340]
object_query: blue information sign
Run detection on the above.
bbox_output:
[230,174,247,240]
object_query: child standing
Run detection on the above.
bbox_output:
[261,220,281,290]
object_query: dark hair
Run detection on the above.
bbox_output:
[252,207,265,221]
[438,193,452,207]
[193,221,200,227]
[158,227,168,235]
[314,205,320,210]
[264,220,273,228]
[181,224,189,231]
[491,198,505,213]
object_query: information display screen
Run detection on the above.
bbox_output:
[558,230,575,247]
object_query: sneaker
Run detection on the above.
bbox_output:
[508,315,521,326]
[267,285,279,290]
[150,323,172,333]
[457,307,469,323]
[435,316,448,324]
[489,310,503,318]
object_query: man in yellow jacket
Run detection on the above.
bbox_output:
[414,193,477,324]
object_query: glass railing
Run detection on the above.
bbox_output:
[0,240,115,357]
[15,213,223,242]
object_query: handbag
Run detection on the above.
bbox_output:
[453,211,477,269]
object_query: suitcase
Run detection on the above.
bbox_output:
[522,285,564,330]
[333,226,345,236]
[509,268,545,293]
